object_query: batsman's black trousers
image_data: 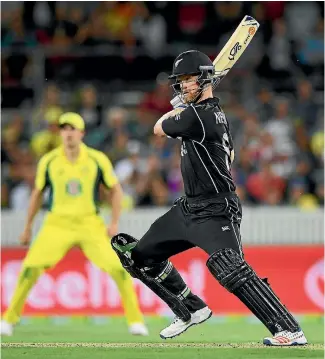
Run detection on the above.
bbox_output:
[132,192,244,267]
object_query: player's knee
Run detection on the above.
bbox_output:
[206,248,255,292]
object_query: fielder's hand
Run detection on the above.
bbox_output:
[19,227,32,246]
[107,223,119,238]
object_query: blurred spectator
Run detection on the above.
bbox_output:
[33,84,63,131]
[2,114,29,149]
[176,2,207,44]
[310,130,324,164]
[2,10,37,48]
[264,98,296,178]
[285,1,321,42]
[263,1,285,20]
[75,11,108,46]
[148,134,173,164]
[235,113,261,160]
[1,114,32,178]
[85,106,132,150]
[288,178,309,206]
[295,80,319,137]
[315,175,324,206]
[296,18,324,74]
[166,148,183,203]
[255,87,274,124]
[0,1,323,209]
[114,141,147,198]
[256,131,275,162]
[107,132,130,165]
[136,155,169,206]
[1,183,9,208]
[287,152,313,203]
[75,85,103,130]
[267,18,292,80]
[246,161,286,205]
[132,3,167,57]
[30,112,61,158]
[2,10,35,84]
[199,2,243,45]
[99,2,140,46]
[233,148,256,203]
[138,80,172,123]
[50,4,75,46]
[10,167,36,210]
[30,2,55,31]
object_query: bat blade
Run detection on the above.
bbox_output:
[212,15,260,88]
[170,15,260,108]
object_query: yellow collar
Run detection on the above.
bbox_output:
[59,143,88,164]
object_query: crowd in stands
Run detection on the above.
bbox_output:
[1,1,324,210]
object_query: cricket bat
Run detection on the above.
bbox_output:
[171,15,260,108]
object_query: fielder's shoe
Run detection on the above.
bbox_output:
[160,306,212,339]
[263,330,307,346]
[1,320,13,336]
[128,323,149,336]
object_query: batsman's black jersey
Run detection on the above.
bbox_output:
[162,97,236,200]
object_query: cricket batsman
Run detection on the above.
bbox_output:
[1,112,148,337]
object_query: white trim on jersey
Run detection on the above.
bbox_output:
[192,141,219,193]
[193,140,233,192]
[190,105,233,191]
[190,104,206,143]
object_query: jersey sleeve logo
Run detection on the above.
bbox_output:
[66,179,82,196]
[214,112,227,125]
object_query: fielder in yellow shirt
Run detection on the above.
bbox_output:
[1,113,148,336]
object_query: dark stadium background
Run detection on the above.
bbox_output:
[1,1,324,210]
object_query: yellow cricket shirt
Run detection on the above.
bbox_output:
[35,144,118,216]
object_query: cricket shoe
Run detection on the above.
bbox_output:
[263,329,307,346]
[128,323,149,336]
[160,306,212,339]
[1,320,13,336]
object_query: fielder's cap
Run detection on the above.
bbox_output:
[59,112,85,130]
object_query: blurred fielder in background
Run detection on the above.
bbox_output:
[1,112,148,337]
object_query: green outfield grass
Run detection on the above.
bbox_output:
[1,316,324,359]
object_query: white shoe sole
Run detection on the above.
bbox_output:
[263,337,308,346]
[160,307,212,339]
